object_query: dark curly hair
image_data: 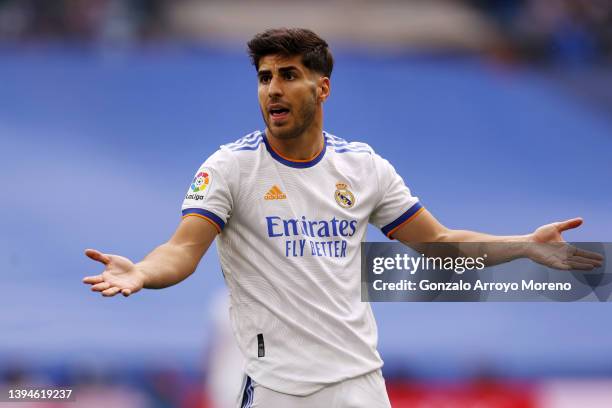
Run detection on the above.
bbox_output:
[247,28,334,78]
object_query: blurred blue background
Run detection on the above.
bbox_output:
[1,1,612,407]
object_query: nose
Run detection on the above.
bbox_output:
[268,75,283,98]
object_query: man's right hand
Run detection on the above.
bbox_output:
[83,249,145,297]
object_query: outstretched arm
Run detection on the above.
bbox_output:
[392,209,603,270]
[83,216,218,297]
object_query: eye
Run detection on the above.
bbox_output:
[283,71,296,80]
[259,74,271,84]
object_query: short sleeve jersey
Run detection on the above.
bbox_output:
[182,130,423,396]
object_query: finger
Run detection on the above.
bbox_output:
[83,275,104,284]
[568,256,603,267]
[564,260,594,270]
[574,248,604,261]
[102,287,121,297]
[122,289,132,297]
[91,282,111,292]
[550,261,571,270]
[556,218,583,232]
[552,261,572,271]
[85,249,111,265]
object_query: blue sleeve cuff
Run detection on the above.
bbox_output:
[182,208,225,232]
[381,202,424,239]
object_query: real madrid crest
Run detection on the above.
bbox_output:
[334,183,355,209]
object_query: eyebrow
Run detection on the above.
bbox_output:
[278,66,299,73]
[257,66,300,76]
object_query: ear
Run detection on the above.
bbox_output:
[317,77,330,103]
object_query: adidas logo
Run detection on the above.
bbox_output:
[264,185,287,200]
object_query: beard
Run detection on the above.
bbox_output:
[262,91,317,140]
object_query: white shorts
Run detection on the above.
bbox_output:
[236,369,392,408]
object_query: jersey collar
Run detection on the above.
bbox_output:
[262,131,327,169]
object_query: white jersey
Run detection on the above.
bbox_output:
[182,130,422,396]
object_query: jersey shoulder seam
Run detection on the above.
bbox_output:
[222,130,264,152]
[325,132,374,154]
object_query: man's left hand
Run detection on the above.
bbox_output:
[527,217,604,270]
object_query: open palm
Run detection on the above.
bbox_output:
[83,249,145,297]
[528,218,603,270]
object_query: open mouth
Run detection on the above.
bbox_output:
[270,107,290,119]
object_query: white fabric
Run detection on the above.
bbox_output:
[238,369,391,408]
[182,130,420,396]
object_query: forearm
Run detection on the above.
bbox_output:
[439,229,530,244]
[136,242,202,289]
[436,229,533,266]
[394,210,594,271]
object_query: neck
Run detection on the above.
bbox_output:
[265,124,324,161]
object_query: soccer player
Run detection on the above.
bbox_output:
[83,28,603,407]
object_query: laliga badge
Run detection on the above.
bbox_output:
[191,171,210,193]
[185,168,212,201]
[334,183,355,208]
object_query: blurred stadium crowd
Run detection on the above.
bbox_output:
[0,0,611,65]
[1,362,207,407]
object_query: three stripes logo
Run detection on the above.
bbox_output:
[264,185,287,200]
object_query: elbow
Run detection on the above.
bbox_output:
[433,228,453,243]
